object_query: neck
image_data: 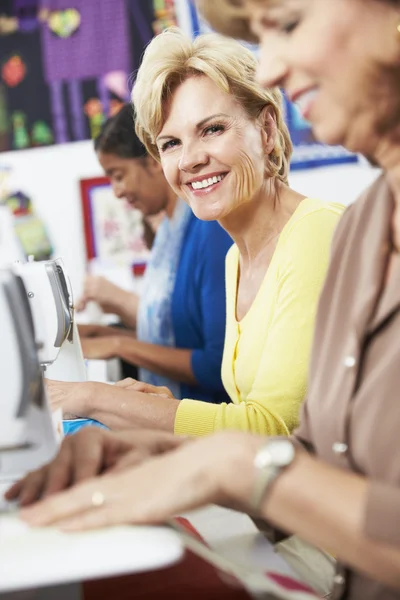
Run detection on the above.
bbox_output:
[219,180,304,267]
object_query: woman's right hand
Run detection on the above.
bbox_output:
[76,276,129,314]
[4,428,186,507]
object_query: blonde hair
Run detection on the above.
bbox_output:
[132,28,292,184]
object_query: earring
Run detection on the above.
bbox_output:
[397,22,400,34]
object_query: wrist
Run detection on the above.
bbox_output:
[81,381,107,417]
[215,433,266,510]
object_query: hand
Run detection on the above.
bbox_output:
[5,428,186,507]
[115,378,174,398]
[19,432,264,531]
[76,276,129,314]
[46,379,93,417]
[78,324,114,338]
[81,336,121,360]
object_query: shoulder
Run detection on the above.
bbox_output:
[187,217,233,251]
[329,173,387,250]
[282,198,345,242]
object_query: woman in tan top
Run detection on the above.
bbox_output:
[6,1,400,599]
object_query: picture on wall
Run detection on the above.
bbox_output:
[79,176,149,268]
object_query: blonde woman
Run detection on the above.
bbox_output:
[44,31,343,436]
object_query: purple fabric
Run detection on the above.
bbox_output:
[39,0,131,82]
[68,79,87,140]
[49,80,68,143]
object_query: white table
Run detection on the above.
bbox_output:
[0,484,183,599]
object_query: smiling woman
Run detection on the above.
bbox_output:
[131,29,344,436]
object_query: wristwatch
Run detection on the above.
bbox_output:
[250,439,296,513]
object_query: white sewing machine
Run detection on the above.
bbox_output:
[0,268,59,484]
[13,257,87,382]
[0,267,183,600]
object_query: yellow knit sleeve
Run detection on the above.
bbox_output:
[174,206,343,437]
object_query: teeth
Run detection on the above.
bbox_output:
[191,174,224,190]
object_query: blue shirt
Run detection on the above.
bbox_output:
[137,200,232,403]
[172,215,232,403]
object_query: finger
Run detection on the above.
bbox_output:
[58,504,125,532]
[40,444,74,498]
[114,378,137,388]
[17,467,48,506]
[109,449,149,472]
[70,434,106,484]
[75,297,87,312]
[20,478,100,526]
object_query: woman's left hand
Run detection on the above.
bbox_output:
[81,336,120,360]
[20,432,264,531]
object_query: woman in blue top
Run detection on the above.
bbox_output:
[76,104,232,403]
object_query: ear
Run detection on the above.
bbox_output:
[259,105,277,156]
[143,155,163,174]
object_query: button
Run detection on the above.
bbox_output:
[332,442,348,455]
[343,355,356,368]
[333,574,345,585]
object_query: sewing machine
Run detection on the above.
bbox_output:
[0,267,59,484]
[13,257,87,382]
[0,267,184,600]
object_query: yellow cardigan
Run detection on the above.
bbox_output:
[174,199,344,437]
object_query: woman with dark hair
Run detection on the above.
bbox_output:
[69,103,233,404]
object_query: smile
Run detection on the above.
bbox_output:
[189,173,227,190]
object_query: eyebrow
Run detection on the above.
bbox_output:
[156,113,230,142]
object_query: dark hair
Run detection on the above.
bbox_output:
[94,104,147,160]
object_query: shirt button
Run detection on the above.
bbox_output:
[333,442,348,455]
[344,355,356,368]
[334,574,345,585]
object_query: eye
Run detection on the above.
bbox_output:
[204,123,225,136]
[280,19,299,34]
[160,139,180,153]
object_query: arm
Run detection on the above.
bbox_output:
[18,431,400,590]
[77,276,139,329]
[110,338,197,385]
[49,380,179,431]
[81,223,231,387]
[174,209,341,436]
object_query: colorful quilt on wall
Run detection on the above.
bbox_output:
[0,0,182,152]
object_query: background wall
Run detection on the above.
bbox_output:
[0,142,380,297]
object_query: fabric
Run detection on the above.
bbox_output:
[290,175,400,600]
[175,199,343,436]
[137,198,232,403]
[137,199,192,400]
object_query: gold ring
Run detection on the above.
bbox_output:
[91,491,105,507]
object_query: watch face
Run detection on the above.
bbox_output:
[269,440,295,467]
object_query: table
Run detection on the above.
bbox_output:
[0,484,183,599]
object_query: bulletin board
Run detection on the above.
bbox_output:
[0,0,194,152]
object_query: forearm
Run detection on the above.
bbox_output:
[231,450,400,590]
[83,382,179,432]
[111,290,139,329]
[115,338,197,385]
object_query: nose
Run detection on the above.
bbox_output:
[178,141,209,173]
[112,182,126,199]
[257,39,289,90]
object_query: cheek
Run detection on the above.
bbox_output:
[234,150,263,204]
[160,157,179,190]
